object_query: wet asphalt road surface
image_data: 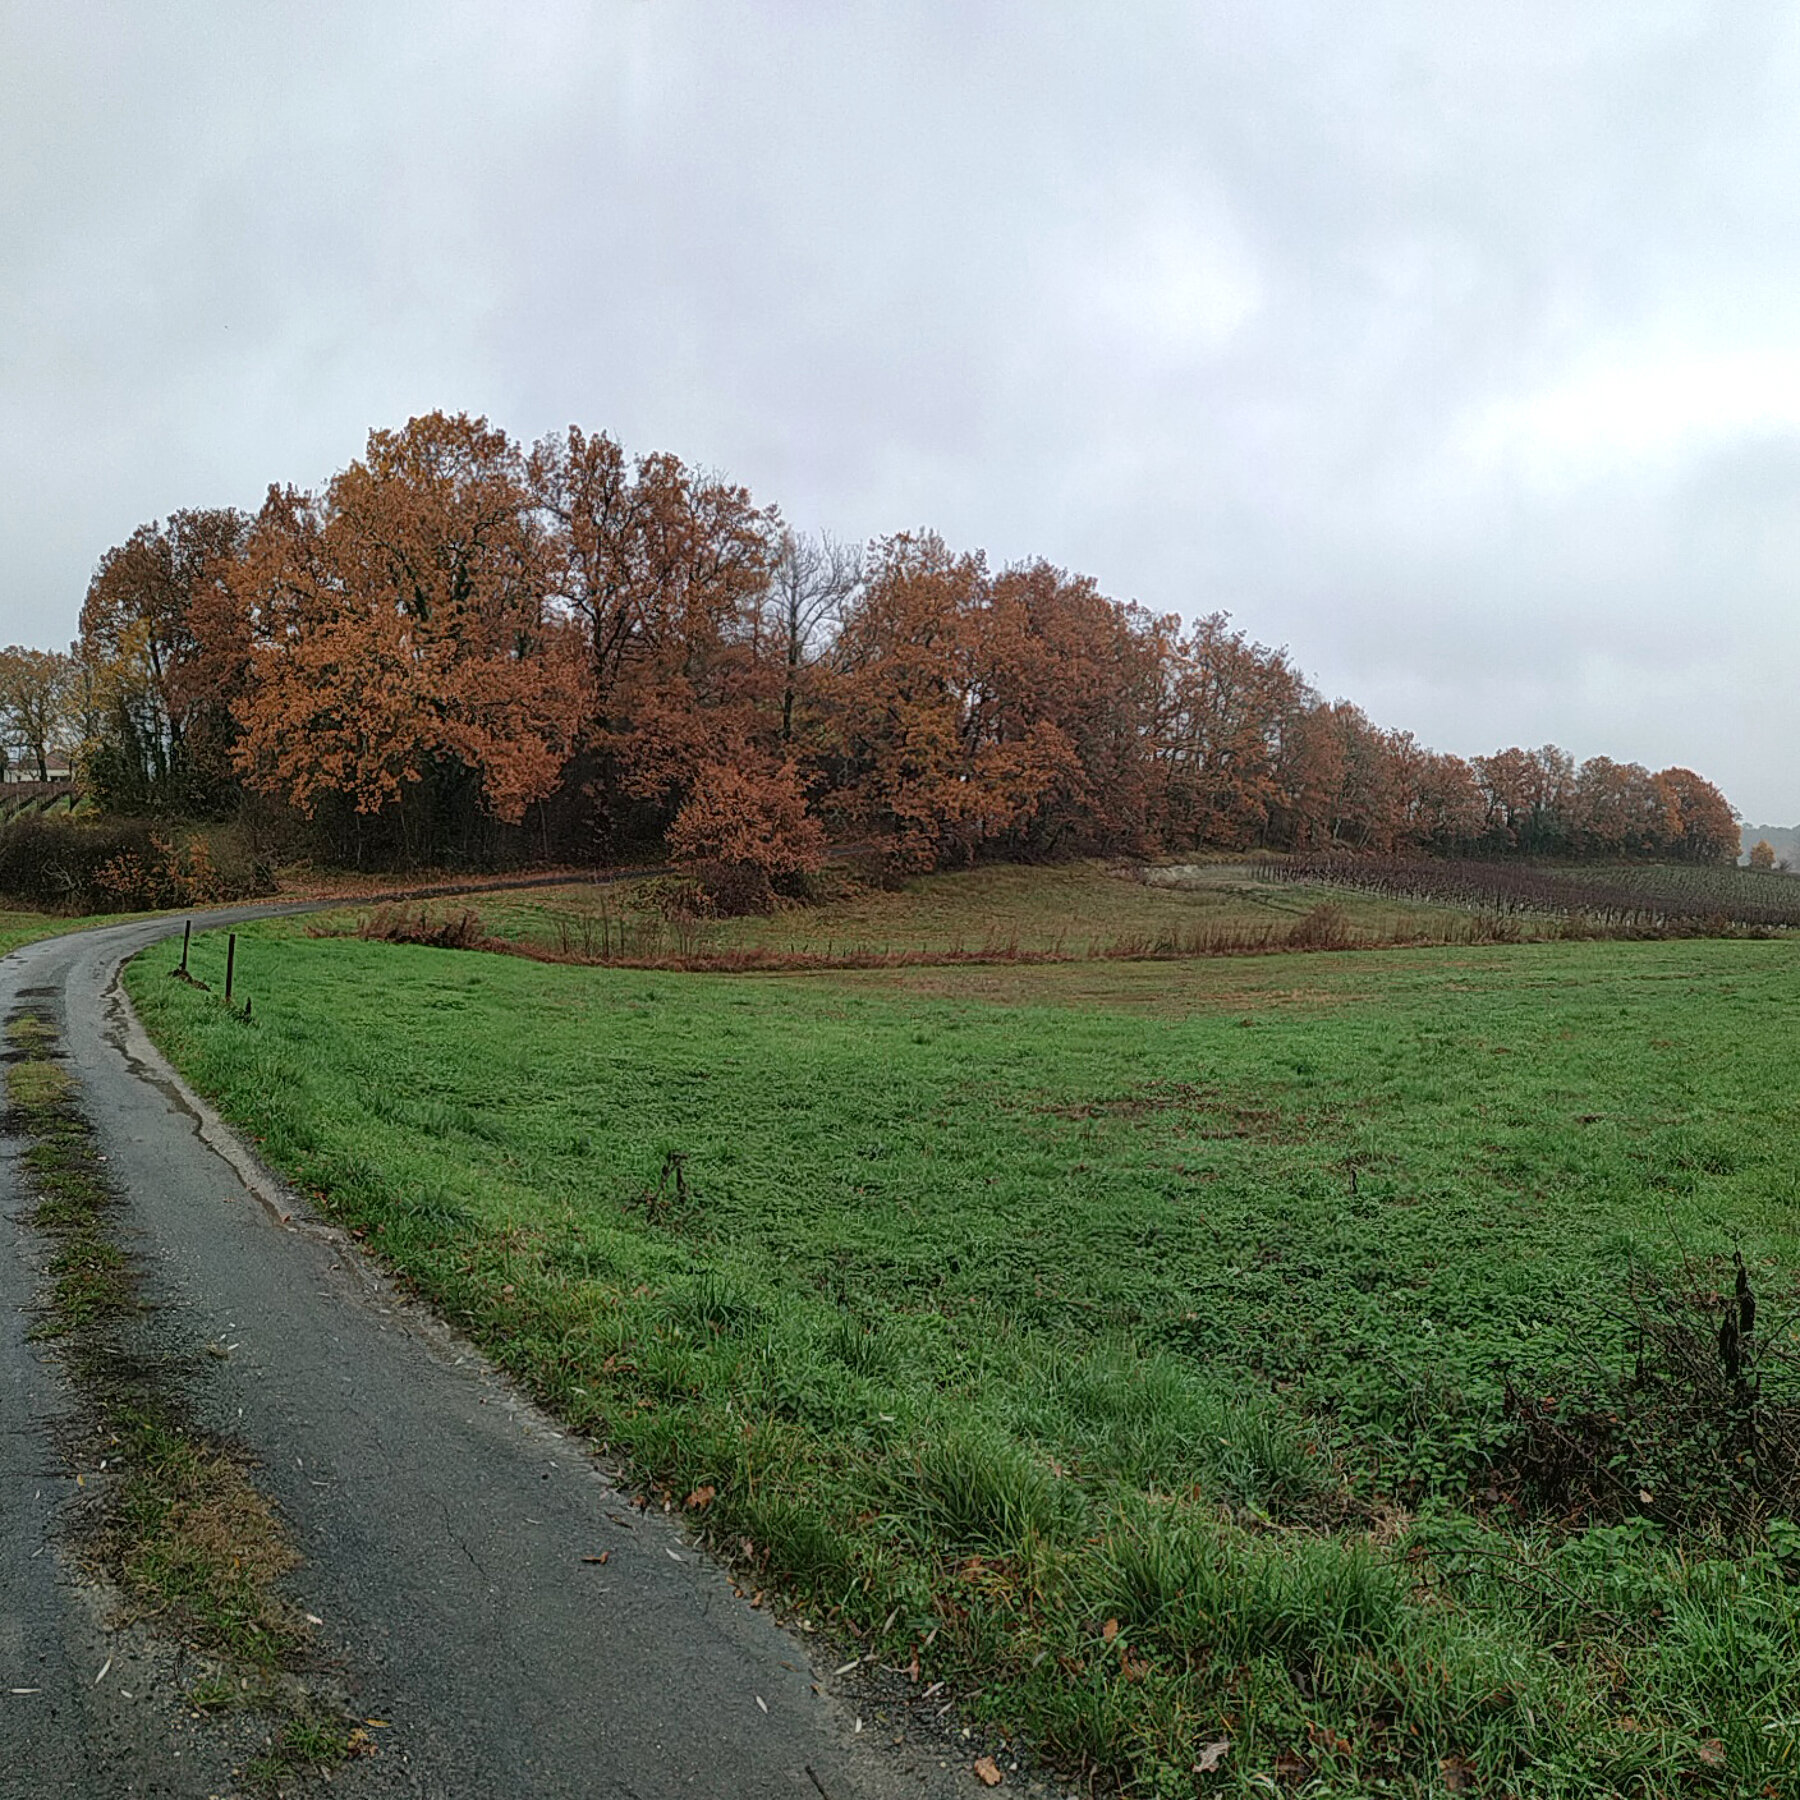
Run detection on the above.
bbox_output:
[0,911,986,1799]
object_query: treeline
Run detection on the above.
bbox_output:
[5,410,1739,896]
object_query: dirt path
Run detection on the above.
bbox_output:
[0,911,980,1799]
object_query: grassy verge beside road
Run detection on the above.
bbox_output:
[0,906,144,956]
[128,917,1800,1794]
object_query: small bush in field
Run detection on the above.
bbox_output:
[1286,900,1351,949]
[356,905,489,950]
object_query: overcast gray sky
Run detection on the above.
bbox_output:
[6,2,1799,818]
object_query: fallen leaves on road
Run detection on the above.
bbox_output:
[973,1755,1003,1786]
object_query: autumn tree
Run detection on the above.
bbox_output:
[79,508,249,810]
[828,536,1087,868]
[666,758,827,911]
[1749,838,1777,870]
[526,427,786,845]
[1394,741,1488,851]
[225,413,586,864]
[1567,757,1668,857]
[1652,767,1740,864]
[1266,697,1344,849]
[0,645,76,781]
[1152,614,1303,849]
[1475,745,1575,853]
[983,562,1169,856]
[1320,704,1410,850]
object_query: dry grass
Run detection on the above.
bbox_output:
[114,1420,304,1659]
[324,861,1518,977]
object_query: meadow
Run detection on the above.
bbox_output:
[124,888,1800,1797]
[375,858,1508,970]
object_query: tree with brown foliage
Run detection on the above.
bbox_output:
[1152,613,1303,849]
[1568,757,1667,857]
[829,535,1097,869]
[1652,767,1739,864]
[226,413,586,862]
[527,426,784,842]
[79,507,249,809]
[666,757,826,910]
[1475,745,1576,854]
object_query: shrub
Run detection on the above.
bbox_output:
[0,816,273,912]
[1285,901,1351,949]
[356,905,489,950]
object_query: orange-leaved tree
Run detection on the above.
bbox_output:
[528,426,786,846]
[79,507,249,810]
[828,534,1092,869]
[1153,614,1305,849]
[666,758,826,911]
[0,644,77,782]
[225,413,586,862]
[1652,767,1740,864]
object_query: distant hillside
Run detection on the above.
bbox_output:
[1739,824,1800,868]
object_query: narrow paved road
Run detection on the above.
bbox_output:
[1,912,977,1799]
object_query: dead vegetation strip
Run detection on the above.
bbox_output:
[3,1008,368,1788]
[325,894,1553,975]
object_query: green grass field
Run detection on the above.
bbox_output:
[126,910,1800,1796]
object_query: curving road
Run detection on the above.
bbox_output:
[1,911,977,1799]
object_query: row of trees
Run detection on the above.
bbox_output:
[11,410,1740,886]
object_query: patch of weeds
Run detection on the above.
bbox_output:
[824,1308,899,1380]
[7,1057,73,1108]
[111,1408,302,1665]
[1493,1251,1800,1535]
[5,1010,57,1054]
[8,1019,132,1342]
[187,1671,239,1711]
[669,1264,760,1334]
[914,1432,1076,1553]
[43,1227,134,1335]
[242,1712,365,1789]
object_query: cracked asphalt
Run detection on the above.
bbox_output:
[0,911,983,1799]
